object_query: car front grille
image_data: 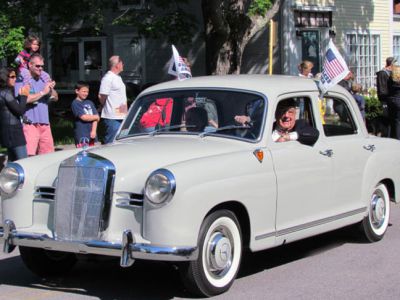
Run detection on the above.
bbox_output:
[34,186,56,201]
[54,153,115,241]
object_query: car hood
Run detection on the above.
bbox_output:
[87,135,248,173]
[78,135,252,191]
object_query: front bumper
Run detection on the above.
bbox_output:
[0,220,198,267]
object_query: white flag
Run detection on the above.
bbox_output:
[318,39,350,95]
[167,45,192,81]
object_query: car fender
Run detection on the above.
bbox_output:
[361,147,400,208]
[142,149,277,248]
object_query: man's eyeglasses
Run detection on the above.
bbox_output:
[35,65,44,68]
[8,75,17,79]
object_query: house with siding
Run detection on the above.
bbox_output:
[277,0,397,89]
[40,0,397,97]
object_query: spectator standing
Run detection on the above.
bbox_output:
[387,65,400,140]
[298,60,314,78]
[71,81,100,148]
[15,35,51,83]
[338,71,354,92]
[14,53,58,156]
[351,83,366,121]
[98,55,127,144]
[376,57,396,103]
[0,68,30,161]
[298,60,314,116]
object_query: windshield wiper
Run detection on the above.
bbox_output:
[199,125,250,138]
[149,124,195,136]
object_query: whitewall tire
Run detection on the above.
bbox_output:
[361,184,390,242]
[181,210,242,297]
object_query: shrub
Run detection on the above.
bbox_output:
[364,87,383,121]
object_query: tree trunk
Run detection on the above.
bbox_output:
[202,0,281,75]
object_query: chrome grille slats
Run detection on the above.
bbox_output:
[115,192,144,208]
[34,186,56,202]
[54,152,115,242]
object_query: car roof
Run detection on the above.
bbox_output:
[139,74,348,100]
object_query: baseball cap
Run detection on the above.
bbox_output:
[386,57,397,66]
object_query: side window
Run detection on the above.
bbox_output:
[275,97,315,126]
[272,96,320,145]
[322,97,357,136]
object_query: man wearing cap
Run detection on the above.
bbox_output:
[376,57,396,103]
[272,99,319,146]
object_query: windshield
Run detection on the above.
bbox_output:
[117,89,266,141]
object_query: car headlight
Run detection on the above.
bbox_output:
[0,163,25,194]
[145,169,176,206]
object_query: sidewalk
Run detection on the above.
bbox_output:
[55,143,77,151]
[0,144,76,170]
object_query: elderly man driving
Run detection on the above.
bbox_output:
[272,99,319,146]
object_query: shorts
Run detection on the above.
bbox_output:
[23,124,55,156]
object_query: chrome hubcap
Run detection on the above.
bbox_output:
[207,230,233,277]
[371,194,386,227]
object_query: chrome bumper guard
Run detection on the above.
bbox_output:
[0,220,198,267]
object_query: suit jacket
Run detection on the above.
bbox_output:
[376,69,391,102]
[293,119,319,146]
[273,119,319,146]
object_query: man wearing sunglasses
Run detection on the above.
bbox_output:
[14,53,58,156]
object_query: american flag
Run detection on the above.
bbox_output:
[167,45,192,81]
[323,49,345,79]
[318,39,349,95]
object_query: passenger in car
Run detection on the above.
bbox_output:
[140,98,173,132]
[185,107,208,132]
[272,99,319,145]
[234,99,264,126]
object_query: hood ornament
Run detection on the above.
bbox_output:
[75,137,90,162]
[79,137,90,151]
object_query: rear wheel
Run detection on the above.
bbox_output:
[360,184,390,242]
[181,210,242,297]
[19,246,77,278]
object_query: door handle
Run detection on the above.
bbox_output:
[319,149,333,157]
[363,144,375,152]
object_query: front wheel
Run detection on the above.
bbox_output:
[19,246,77,278]
[181,210,242,297]
[360,183,390,242]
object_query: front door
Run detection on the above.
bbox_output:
[301,30,320,76]
[48,37,107,91]
[270,95,334,240]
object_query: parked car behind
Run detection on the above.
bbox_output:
[1,75,400,297]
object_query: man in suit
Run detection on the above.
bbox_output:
[272,99,319,146]
[376,57,396,103]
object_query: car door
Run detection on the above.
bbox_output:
[269,95,334,241]
[322,94,372,213]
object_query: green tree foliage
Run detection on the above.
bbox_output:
[0,0,196,51]
[112,0,197,44]
[202,0,279,74]
[0,0,277,73]
[0,14,25,62]
[248,0,274,16]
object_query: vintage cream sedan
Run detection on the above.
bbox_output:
[1,75,400,297]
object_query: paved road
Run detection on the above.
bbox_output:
[1,203,400,300]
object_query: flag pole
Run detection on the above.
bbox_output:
[269,20,274,75]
